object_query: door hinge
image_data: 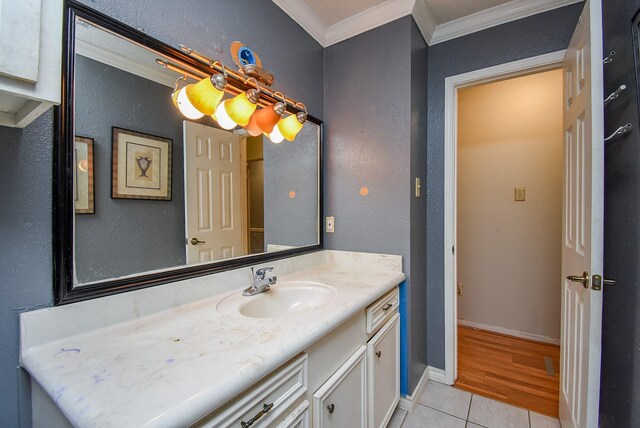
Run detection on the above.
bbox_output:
[592,274,616,291]
[452,245,455,255]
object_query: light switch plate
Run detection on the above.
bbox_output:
[514,187,526,201]
[326,216,335,233]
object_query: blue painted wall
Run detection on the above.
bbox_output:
[425,3,584,368]
[0,1,323,426]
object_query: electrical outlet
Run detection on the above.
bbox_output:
[326,216,335,233]
[514,187,526,201]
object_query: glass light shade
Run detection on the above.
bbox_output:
[214,101,238,130]
[172,87,204,120]
[276,113,305,141]
[245,113,264,137]
[224,92,258,126]
[252,104,284,133]
[267,127,285,144]
[185,77,225,115]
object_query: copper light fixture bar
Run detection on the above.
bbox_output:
[177,44,305,115]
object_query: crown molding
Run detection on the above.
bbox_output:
[429,0,584,45]
[274,0,582,47]
[272,0,329,46]
[75,39,176,88]
[324,0,415,47]
[273,0,414,48]
[411,0,436,44]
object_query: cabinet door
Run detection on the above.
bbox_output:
[313,345,367,428]
[367,313,400,428]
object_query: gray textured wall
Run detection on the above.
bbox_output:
[324,16,429,393]
[264,123,320,248]
[409,19,429,389]
[0,1,323,425]
[75,56,186,283]
[600,0,640,425]
[425,3,584,368]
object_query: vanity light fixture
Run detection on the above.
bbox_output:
[159,43,308,141]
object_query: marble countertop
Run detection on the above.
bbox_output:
[21,253,404,427]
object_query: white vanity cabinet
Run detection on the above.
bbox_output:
[312,345,368,427]
[367,313,400,428]
[193,354,308,428]
[0,0,62,127]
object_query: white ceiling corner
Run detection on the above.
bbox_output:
[412,0,436,45]
[273,0,583,47]
[272,0,329,46]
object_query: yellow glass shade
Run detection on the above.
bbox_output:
[224,92,258,126]
[185,77,224,115]
[267,126,285,144]
[214,101,237,130]
[172,87,204,120]
[277,114,304,141]
[245,113,264,137]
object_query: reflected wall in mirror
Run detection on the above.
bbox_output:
[55,2,322,303]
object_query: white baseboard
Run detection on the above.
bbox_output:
[397,366,447,412]
[457,319,560,345]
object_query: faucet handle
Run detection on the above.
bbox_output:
[255,266,274,280]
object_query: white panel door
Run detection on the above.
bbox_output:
[560,1,604,427]
[184,121,243,264]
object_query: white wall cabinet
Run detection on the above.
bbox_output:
[367,313,400,428]
[0,0,62,127]
[312,346,367,428]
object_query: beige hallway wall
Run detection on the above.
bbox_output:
[457,69,563,340]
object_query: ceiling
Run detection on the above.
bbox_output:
[272,0,582,47]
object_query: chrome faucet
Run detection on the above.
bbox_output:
[243,267,277,296]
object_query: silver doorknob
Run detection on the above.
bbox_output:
[190,238,206,245]
[567,271,589,288]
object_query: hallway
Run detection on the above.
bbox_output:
[455,326,560,417]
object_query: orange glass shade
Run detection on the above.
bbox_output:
[185,77,225,115]
[276,113,305,141]
[245,113,263,137]
[223,92,258,126]
[253,104,284,133]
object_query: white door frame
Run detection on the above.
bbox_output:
[443,50,566,385]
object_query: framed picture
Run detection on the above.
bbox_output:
[111,127,172,200]
[74,136,95,214]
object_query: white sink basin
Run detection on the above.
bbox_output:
[218,281,336,318]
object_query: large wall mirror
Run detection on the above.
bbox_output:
[54,2,322,304]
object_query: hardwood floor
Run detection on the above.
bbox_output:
[455,325,560,418]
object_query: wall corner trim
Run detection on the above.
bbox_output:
[397,366,446,412]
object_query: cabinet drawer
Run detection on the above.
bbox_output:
[367,313,400,428]
[366,287,399,334]
[195,354,307,428]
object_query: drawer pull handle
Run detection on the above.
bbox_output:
[376,351,382,358]
[327,403,335,414]
[241,403,274,427]
[382,303,393,312]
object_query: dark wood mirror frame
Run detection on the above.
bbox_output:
[54,0,323,305]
